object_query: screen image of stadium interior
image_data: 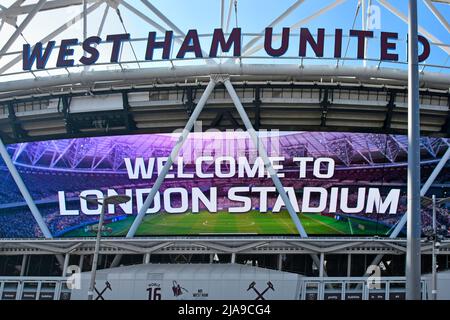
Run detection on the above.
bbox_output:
[0,131,447,238]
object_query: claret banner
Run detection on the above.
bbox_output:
[0,131,448,238]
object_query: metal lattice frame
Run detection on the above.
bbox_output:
[325,137,357,166]
[5,133,448,171]
[367,134,403,163]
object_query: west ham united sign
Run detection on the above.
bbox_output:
[22,27,431,70]
[1,131,444,238]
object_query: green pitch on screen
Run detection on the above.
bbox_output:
[63,211,391,237]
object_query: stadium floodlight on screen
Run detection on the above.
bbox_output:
[0,131,447,238]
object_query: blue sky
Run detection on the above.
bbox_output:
[0,0,449,75]
[117,0,449,67]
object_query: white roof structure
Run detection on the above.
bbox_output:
[0,0,448,96]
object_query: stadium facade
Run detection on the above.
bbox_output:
[0,0,449,300]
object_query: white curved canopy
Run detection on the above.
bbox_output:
[0,0,448,97]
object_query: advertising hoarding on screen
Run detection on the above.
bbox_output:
[0,131,447,238]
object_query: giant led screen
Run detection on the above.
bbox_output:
[0,131,448,238]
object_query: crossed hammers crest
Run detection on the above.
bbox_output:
[247,281,275,300]
[94,281,112,300]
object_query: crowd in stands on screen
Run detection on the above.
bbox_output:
[0,162,448,237]
[0,211,39,237]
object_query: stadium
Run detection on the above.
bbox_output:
[0,0,449,301]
